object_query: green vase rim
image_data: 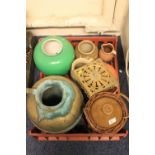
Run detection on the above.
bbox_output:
[41,38,63,56]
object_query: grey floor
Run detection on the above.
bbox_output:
[26,135,128,155]
[26,36,129,155]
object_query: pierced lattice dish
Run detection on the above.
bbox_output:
[72,59,118,97]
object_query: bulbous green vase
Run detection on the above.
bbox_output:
[34,36,75,75]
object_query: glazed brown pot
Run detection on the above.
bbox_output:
[84,92,128,133]
[99,43,116,62]
[75,40,98,60]
[27,76,84,133]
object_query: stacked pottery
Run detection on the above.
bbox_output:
[27,36,128,135]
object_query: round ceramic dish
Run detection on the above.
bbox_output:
[27,76,84,133]
[75,40,98,60]
[34,36,75,75]
[84,92,128,133]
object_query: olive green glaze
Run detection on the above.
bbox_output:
[34,36,75,75]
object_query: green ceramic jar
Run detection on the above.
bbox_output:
[34,36,75,75]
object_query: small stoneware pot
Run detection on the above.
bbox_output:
[99,43,116,62]
[26,76,84,133]
[75,40,98,60]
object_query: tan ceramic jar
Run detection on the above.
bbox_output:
[75,40,98,60]
[99,43,116,62]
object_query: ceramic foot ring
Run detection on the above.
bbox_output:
[27,76,84,133]
[84,92,128,133]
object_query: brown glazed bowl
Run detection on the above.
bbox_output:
[75,40,98,60]
[84,92,128,133]
[99,43,116,62]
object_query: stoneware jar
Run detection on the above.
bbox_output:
[70,58,118,88]
[34,36,75,75]
[99,43,116,62]
[27,76,84,133]
[84,92,128,133]
[75,40,98,60]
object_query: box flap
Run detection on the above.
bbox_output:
[26,0,119,33]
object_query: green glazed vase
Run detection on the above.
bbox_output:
[34,36,75,75]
